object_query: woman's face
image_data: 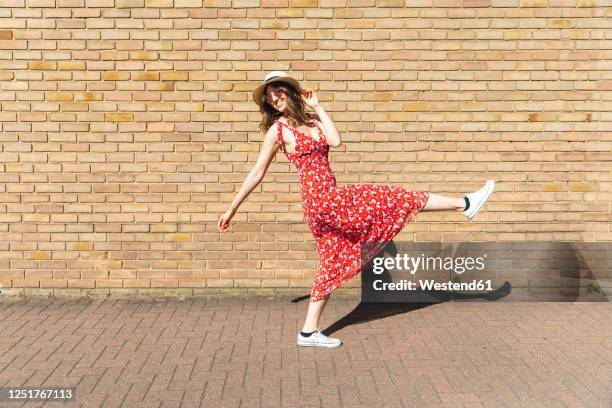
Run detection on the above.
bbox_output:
[264,84,288,113]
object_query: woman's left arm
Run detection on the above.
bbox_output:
[301,88,341,148]
[313,105,341,148]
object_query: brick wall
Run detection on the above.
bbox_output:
[0,1,609,296]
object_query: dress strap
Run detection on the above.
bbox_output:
[274,120,285,153]
[312,120,324,141]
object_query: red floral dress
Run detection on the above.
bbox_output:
[274,119,429,302]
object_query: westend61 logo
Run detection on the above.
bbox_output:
[370,253,492,292]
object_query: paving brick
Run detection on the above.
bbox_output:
[0,288,610,407]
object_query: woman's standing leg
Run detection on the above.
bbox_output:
[302,293,330,332]
[297,293,342,347]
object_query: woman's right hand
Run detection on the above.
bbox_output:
[218,207,236,232]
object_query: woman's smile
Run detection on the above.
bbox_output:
[274,99,284,110]
[272,96,285,111]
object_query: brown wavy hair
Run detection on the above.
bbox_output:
[258,81,317,132]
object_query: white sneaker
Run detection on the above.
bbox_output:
[462,180,495,220]
[297,329,342,348]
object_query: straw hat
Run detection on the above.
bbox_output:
[252,71,303,107]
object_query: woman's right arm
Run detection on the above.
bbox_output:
[218,123,282,232]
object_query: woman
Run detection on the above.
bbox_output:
[218,71,495,348]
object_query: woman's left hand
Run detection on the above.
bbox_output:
[301,88,319,108]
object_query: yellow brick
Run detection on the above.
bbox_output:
[234,279,261,288]
[61,102,89,111]
[68,279,95,288]
[96,279,123,288]
[132,72,159,81]
[48,113,76,122]
[131,51,158,60]
[122,204,149,212]
[528,112,557,122]
[261,279,289,288]
[13,279,40,288]
[549,19,572,29]
[45,72,72,81]
[402,102,429,111]
[290,0,317,6]
[109,271,137,279]
[388,112,416,121]
[175,0,203,6]
[520,0,547,7]
[500,152,528,162]
[559,112,590,122]
[105,113,133,122]
[169,233,191,241]
[145,0,174,7]
[277,8,303,17]
[219,31,249,40]
[102,71,130,81]
[160,72,189,81]
[542,183,563,192]
[101,51,127,60]
[182,279,207,288]
[155,82,175,91]
[363,92,390,102]
[47,92,73,101]
[151,224,176,232]
[58,61,85,71]
[106,261,122,269]
[205,279,234,288]
[30,61,55,70]
[39,279,67,288]
[261,20,287,30]
[164,271,191,279]
[123,279,150,288]
[80,92,101,101]
[151,279,178,288]
[154,260,177,268]
[32,252,49,260]
[569,183,592,192]
[377,0,404,6]
[69,242,94,251]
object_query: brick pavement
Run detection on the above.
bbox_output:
[0,295,610,408]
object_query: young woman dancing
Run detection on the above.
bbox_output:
[218,71,495,348]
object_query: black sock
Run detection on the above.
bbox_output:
[463,196,470,211]
[300,330,316,337]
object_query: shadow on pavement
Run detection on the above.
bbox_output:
[323,281,512,336]
[291,281,512,336]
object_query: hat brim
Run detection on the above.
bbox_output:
[252,76,303,107]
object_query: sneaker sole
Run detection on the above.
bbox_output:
[466,180,495,220]
[297,340,342,348]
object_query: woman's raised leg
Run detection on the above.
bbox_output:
[421,180,495,219]
[422,193,465,212]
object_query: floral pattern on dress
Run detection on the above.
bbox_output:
[274,119,429,302]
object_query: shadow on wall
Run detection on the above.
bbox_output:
[360,240,609,303]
